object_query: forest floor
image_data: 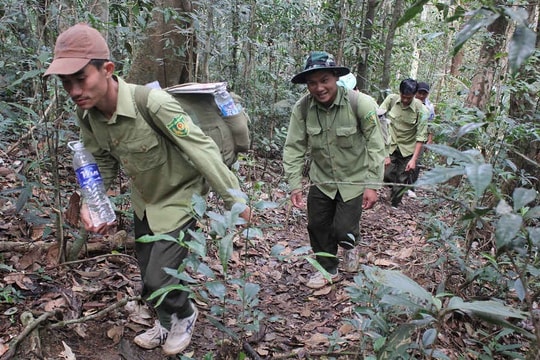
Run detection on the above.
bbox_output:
[0,154,502,360]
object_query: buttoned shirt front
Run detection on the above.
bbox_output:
[380,94,428,157]
[283,87,385,202]
[76,76,244,233]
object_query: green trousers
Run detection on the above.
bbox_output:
[307,185,363,273]
[384,149,414,206]
[134,213,196,330]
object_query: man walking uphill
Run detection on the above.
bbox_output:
[44,23,251,356]
[283,51,386,289]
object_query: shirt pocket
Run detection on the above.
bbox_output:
[306,126,324,149]
[125,135,166,172]
[336,126,357,148]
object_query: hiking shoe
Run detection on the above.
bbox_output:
[343,247,359,273]
[407,190,417,198]
[306,270,340,289]
[133,320,168,349]
[162,304,199,355]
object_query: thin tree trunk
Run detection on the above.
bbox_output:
[357,0,379,92]
[381,0,404,97]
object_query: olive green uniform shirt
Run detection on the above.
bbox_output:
[283,87,386,202]
[76,76,244,233]
[380,94,429,157]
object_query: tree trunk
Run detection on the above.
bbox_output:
[357,0,379,93]
[126,0,195,87]
[465,14,508,110]
[380,0,404,99]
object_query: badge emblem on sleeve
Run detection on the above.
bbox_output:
[167,115,190,137]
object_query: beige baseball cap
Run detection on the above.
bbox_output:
[44,23,110,77]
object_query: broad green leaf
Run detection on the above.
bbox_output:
[454,8,500,55]
[396,0,430,27]
[495,213,522,250]
[291,245,312,255]
[465,163,492,198]
[422,328,437,347]
[527,227,540,247]
[380,294,424,312]
[219,233,234,272]
[364,267,434,304]
[513,278,526,302]
[136,233,178,243]
[423,144,477,163]
[456,122,486,139]
[238,282,260,306]
[512,187,536,211]
[447,297,527,319]
[509,25,537,74]
[501,6,528,23]
[191,193,207,218]
[242,226,263,239]
[495,199,513,215]
[163,267,196,283]
[205,281,227,300]
[415,166,465,187]
[524,206,540,220]
[270,244,286,257]
[195,262,215,279]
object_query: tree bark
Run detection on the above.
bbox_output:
[126,0,195,87]
[465,14,508,110]
[357,0,380,93]
[380,0,404,100]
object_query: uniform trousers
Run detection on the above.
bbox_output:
[307,185,363,273]
[384,149,414,206]
[134,213,196,330]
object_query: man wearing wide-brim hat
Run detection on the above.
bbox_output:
[283,51,386,289]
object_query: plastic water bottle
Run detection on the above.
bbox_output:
[214,86,240,117]
[68,141,116,227]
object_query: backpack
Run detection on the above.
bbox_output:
[300,89,389,145]
[134,83,250,168]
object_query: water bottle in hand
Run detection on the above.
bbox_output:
[68,141,116,227]
[214,86,240,117]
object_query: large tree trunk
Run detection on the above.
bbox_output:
[126,0,195,87]
[465,14,508,110]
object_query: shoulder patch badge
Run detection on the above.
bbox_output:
[366,110,378,125]
[167,115,189,137]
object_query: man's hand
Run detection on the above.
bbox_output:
[239,206,252,223]
[80,203,115,235]
[405,158,417,173]
[362,188,378,210]
[384,157,391,167]
[290,189,305,209]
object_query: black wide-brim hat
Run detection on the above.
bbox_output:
[291,51,350,84]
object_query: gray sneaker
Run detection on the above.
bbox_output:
[133,320,168,349]
[162,304,199,355]
[343,247,359,272]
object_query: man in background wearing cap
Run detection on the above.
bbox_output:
[283,51,385,289]
[380,78,429,208]
[44,23,251,356]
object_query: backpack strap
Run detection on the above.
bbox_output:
[134,85,177,147]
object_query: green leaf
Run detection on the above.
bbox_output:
[509,25,537,74]
[396,0,430,27]
[456,122,486,139]
[454,8,500,55]
[219,233,234,272]
[424,144,477,163]
[465,163,492,198]
[415,166,465,187]
[422,328,437,347]
[495,213,522,250]
[136,233,178,243]
[205,281,227,300]
[512,187,537,212]
[447,297,527,319]
[191,193,207,218]
[364,267,434,305]
[524,206,540,220]
[513,278,526,302]
[186,230,207,257]
[527,227,540,247]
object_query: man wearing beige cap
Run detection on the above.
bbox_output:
[44,23,251,355]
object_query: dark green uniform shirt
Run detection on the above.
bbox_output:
[283,87,386,202]
[380,94,428,157]
[77,77,244,233]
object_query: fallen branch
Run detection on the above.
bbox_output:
[48,296,141,329]
[1,310,58,360]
